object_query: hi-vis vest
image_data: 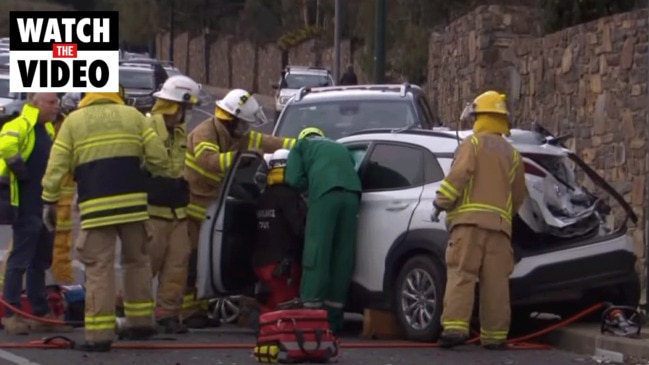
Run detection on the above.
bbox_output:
[0,104,55,207]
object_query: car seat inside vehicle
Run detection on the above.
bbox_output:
[218,155,263,293]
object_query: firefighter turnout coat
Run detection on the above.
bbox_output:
[42,95,171,229]
[436,133,527,237]
[184,117,296,221]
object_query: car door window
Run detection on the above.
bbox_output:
[345,143,371,171]
[361,143,425,191]
[415,95,436,129]
[424,152,445,183]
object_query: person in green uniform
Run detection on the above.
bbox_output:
[283,127,362,333]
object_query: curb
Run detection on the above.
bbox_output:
[544,324,649,361]
[203,85,274,110]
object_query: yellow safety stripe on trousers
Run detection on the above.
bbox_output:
[123,301,155,317]
[187,203,207,221]
[77,192,149,229]
[85,314,116,331]
[182,294,210,311]
[480,329,508,341]
[185,152,225,183]
[283,138,296,149]
[55,219,74,231]
[147,205,188,220]
[248,131,263,150]
[442,320,470,332]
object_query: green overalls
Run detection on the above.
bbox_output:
[284,137,362,332]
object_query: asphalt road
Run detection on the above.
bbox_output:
[0,91,599,364]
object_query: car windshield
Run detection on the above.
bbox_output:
[276,99,418,139]
[0,78,10,98]
[283,74,332,89]
[119,69,155,90]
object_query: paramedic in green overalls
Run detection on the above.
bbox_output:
[284,127,362,333]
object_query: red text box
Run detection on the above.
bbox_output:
[52,44,78,58]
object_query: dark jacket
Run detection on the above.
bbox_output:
[252,183,307,268]
[339,70,358,86]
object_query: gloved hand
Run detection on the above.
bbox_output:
[430,201,442,223]
[43,204,57,232]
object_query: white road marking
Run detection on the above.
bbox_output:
[0,350,43,365]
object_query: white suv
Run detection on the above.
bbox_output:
[195,126,639,341]
[272,66,334,117]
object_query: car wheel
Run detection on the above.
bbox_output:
[393,255,445,342]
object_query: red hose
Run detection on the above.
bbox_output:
[0,296,606,350]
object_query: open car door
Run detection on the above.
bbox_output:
[196,152,264,299]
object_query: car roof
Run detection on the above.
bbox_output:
[119,65,154,72]
[338,128,569,156]
[289,83,422,104]
[285,66,330,75]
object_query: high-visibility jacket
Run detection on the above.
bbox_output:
[42,97,171,229]
[435,133,528,238]
[183,117,296,221]
[53,116,77,219]
[146,114,189,220]
[0,104,55,208]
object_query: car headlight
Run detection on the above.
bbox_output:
[0,106,4,114]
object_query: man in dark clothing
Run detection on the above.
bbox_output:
[253,149,307,314]
[284,127,362,333]
[339,64,358,86]
[0,93,72,335]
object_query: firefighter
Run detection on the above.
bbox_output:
[52,92,82,284]
[0,93,73,335]
[41,88,171,352]
[283,127,362,333]
[253,149,307,313]
[146,75,201,334]
[182,88,296,328]
[433,91,528,350]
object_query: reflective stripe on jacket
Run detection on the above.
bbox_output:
[53,118,77,207]
[42,98,171,229]
[146,114,189,220]
[435,133,528,237]
[0,104,55,207]
[183,116,296,220]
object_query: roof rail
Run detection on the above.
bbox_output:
[399,82,411,97]
[294,87,311,102]
[348,128,459,140]
[286,65,330,73]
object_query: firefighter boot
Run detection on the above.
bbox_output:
[483,342,508,350]
[27,313,74,333]
[117,326,158,340]
[3,315,29,335]
[438,331,469,348]
[157,317,188,334]
[75,341,113,352]
[183,313,220,329]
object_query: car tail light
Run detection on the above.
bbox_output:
[524,162,547,177]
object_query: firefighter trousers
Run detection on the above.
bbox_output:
[440,224,515,346]
[52,203,74,283]
[146,218,191,320]
[75,222,155,343]
[299,188,360,333]
[181,217,209,320]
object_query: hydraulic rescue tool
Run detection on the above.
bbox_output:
[600,303,642,338]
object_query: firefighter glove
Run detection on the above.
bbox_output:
[43,204,57,232]
[431,201,442,223]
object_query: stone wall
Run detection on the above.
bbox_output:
[156,34,358,94]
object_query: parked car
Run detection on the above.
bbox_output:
[118,64,160,113]
[272,83,442,140]
[0,72,27,117]
[195,125,639,341]
[272,66,334,117]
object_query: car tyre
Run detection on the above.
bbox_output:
[393,255,445,342]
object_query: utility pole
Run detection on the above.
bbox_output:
[374,0,386,84]
[168,0,175,62]
[333,0,342,83]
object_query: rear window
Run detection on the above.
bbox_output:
[119,69,155,90]
[524,153,578,186]
[283,74,332,89]
[275,99,418,140]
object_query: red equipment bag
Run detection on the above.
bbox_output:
[255,309,339,363]
[0,285,65,319]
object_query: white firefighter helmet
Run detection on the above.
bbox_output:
[61,92,82,114]
[153,75,201,104]
[268,149,290,169]
[215,88,268,124]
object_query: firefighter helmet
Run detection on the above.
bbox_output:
[298,127,325,140]
[215,88,267,124]
[154,75,201,105]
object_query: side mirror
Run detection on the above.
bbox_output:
[271,83,279,90]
